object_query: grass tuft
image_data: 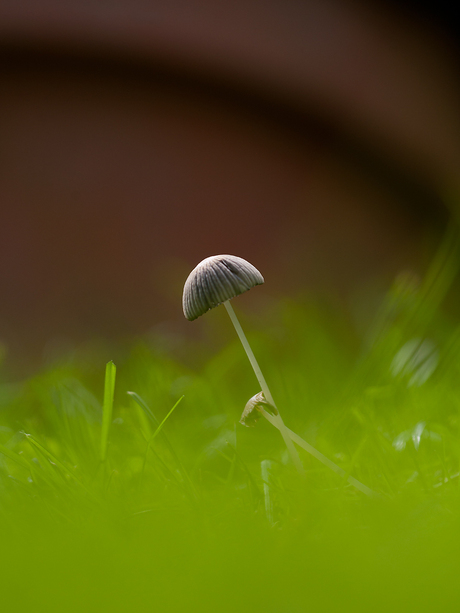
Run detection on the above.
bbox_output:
[2,230,460,611]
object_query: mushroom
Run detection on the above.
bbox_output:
[239,391,273,427]
[182,254,305,476]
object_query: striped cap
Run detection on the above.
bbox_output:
[182,255,264,321]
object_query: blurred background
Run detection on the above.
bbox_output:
[1,0,460,373]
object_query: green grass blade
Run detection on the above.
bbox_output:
[129,393,199,501]
[24,433,97,500]
[127,391,157,424]
[148,395,184,443]
[127,391,185,464]
[0,442,33,472]
[100,361,116,463]
[261,459,274,526]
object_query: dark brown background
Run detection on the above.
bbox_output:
[1,0,459,371]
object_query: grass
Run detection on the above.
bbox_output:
[2,233,460,611]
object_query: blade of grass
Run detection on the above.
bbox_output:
[0,442,34,472]
[24,432,98,502]
[128,392,183,454]
[147,395,183,443]
[142,396,185,479]
[127,390,156,423]
[100,361,116,463]
[128,392,185,465]
[129,393,199,500]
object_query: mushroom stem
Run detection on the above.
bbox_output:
[223,300,305,476]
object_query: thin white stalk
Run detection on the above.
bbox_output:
[224,300,305,476]
[258,407,377,498]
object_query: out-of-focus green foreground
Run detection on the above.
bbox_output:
[2,234,460,612]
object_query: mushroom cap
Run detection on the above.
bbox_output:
[182,254,264,321]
